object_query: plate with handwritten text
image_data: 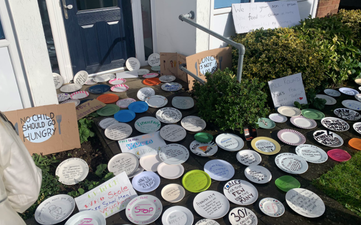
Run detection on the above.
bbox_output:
[204,159,235,181]
[275,153,309,174]
[236,150,262,166]
[193,191,230,220]
[160,124,187,142]
[126,195,162,225]
[334,108,361,121]
[55,158,89,185]
[244,165,272,184]
[286,188,325,218]
[223,179,258,206]
[216,133,244,151]
[107,152,139,176]
[259,197,285,217]
[321,117,350,132]
[134,116,161,133]
[228,207,258,225]
[65,210,105,225]
[132,171,161,193]
[190,140,218,157]
[159,144,189,165]
[251,137,281,155]
[313,130,344,147]
[162,206,194,225]
[295,144,328,164]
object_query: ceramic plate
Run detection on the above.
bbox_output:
[60,99,80,107]
[324,89,341,97]
[190,140,218,157]
[73,70,88,86]
[96,104,119,116]
[148,53,160,66]
[35,194,75,225]
[55,158,89,185]
[143,77,161,86]
[275,153,309,174]
[157,163,184,179]
[139,154,162,172]
[257,117,276,129]
[128,101,149,113]
[204,159,235,181]
[355,93,361,102]
[104,123,132,140]
[53,73,64,89]
[126,57,141,71]
[268,113,287,123]
[65,210,105,225]
[290,116,317,129]
[70,91,89,100]
[334,108,361,121]
[97,93,119,104]
[161,82,182,91]
[182,170,212,193]
[109,78,126,85]
[251,137,281,155]
[349,138,361,150]
[277,129,306,146]
[259,198,285,217]
[93,73,115,82]
[181,115,206,132]
[132,171,161,193]
[356,78,361,85]
[236,150,262,166]
[195,219,220,225]
[327,149,351,162]
[228,207,258,225]
[172,96,195,109]
[321,117,350,132]
[342,100,361,111]
[301,108,325,120]
[160,124,187,142]
[223,179,258,206]
[193,191,230,219]
[315,94,337,105]
[161,183,186,203]
[286,188,325,218]
[353,122,361,134]
[126,195,162,224]
[162,206,194,225]
[145,95,168,108]
[159,75,176,82]
[215,133,245,151]
[111,84,129,92]
[98,117,118,129]
[137,87,155,101]
[244,165,272,184]
[143,73,159,79]
[313,130,344,147]
[194,132,213,143]
[57,93,70,102]
[116,98,136,108]
[88,84,111,94]
[84,78,97,85]
[137,69,150,75]
[156,107,182,123]
[60,84,82,93]
[107,152,139,176]
[339,87,359,96]
[277,106,302,117]
[295,144,328,163]
[134,116,161,133]
[275,175,301,192]
[114,109,136,123]
[159,144,189,165]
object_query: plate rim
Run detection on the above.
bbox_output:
[251,137,281,155]
[277,129,307,146]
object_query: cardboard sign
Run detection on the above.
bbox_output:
[185,47,232,90]
[4,103,80,155]
[160,52,187,83]
[268,73,307,108]
[75,172,137,218]
[76,99,106,120]
[232,1,300,34]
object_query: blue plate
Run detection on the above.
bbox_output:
[88,84,110,94]
[114,110,136,123]
[128,101,149,113]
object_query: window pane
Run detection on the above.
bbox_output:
[77,0,118,10]
[0,19,4,39]
[214,0,250,9]
[141,0,153,59]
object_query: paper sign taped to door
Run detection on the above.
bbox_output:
[76,99,106,120]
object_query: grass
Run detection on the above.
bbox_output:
[313,151,361,216]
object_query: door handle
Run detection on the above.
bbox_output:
[62,0,73,19]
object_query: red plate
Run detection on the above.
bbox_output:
[143,78,161,86]
[327,149,351,162]
[97,94,119,104]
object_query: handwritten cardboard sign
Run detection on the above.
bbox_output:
[4,103,80,155]
[232,1,300,34]
[76,99,106,120]
[160,52,187,83]
[268,73,307,108]
[75,172,137,218]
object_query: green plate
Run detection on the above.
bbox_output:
[96,104,119,116]
[301,109,325,120]
[257,118,276,129]
[182,170,211,193]
[194,132,213,143]
[275,175,301,192]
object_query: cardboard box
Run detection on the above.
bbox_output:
[160,52,187,83]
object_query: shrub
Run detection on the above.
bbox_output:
[337,9,361,49]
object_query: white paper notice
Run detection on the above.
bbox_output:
[232,1,300,34]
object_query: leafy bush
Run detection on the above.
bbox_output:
[78,118,95,144]
[337,9,361,49]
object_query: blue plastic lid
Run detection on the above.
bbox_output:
[88,84,110,94]
[128,101,149,113]
[114,110,136,123]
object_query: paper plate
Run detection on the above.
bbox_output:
[194,132,213,143]
[161,82,182,91]
[190,140,218,157]
[301,108,325,120]
[268,113,287,123]
[104,123,132,140]
[116,98,137,108]
[143,73,159,79]
[128,101,149,113]
[215,133,244,151]
[228,207,258,225]
[148,53,160,66]
[53,73,64,89]
[193,191,230,219]
[145,95,168,108]
[151,66,161,71]
[251,137,281,155]
[339,87,359,96]
[60,99,80,107]
[161,183,186,203]
[134,116,161,133]
[126,195,162,224]
[244,165,272,184]
[96,104,119,116]
[257,117,276,129]
[97,93,119,104]
[107,152,139,176]
[156,107,182,123]
[159,75,176,82]
[275,153,309,174]
[137,87,155,101]
[236,150,262,166]
[159,144,189,165]
[334,108,361,121]
[286,188,325,218]
[277,106,301,117]
[259,197,285,217]
[204,159,235,181]
[349,138,361,150]
[162,206,194,225]
[315,94,337,105]
[143,77,161,86]
[321,117,350,132]
[342,99,361,111]
[275,175,301,192]
[70,91,89,100]
[313,130,344,147]
[290,116,317,129]
[93,73,115,82]
[159,124,187,142]
[132,171,161,193]
[137,69,150,75]
[327,149,351,162]
[157,162,184,179]
[57,93,70,102]
[65,210,105,225]
[60,84,82,93]
[126,57,141,71]
[109,78,126,85]
[89,84,111,94]
[182,170,211,193]
[324,88,341,97]
[295,144,328,163]
[114,109,136,122]
[139,154,162,172]
[277,129,306,146]
[172,96,195,110]
[111,84,129,92]
[35,194,75,225]
[73,70,88,86]
[84,77,97,85]
[353,122,361,134]
[181,115,206,132]
[195,219,220,225]
[55,158,89,185]
[223,179,258,205]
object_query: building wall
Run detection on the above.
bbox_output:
[316,0,340,17]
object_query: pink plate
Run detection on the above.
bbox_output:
[116,98,136,108]
[143,73,159,79]
[109,78,126,85]
[277,129,306,146]
[70,91,89,100]
[110,84,129,92]
[327,149,351,162]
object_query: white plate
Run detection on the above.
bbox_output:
[137,87,155,101]
[157,162,185,179]
[259,197,285,217]
[353,122,361,135]
[60,84,82,93]
[195,219,220,225]
[132,171,161,193]
[65,210,105,225]
[161,183,186,203]
[268,113,287,123]
[190,140,218,157]
[57,93,70,102]
[126,195,162,224]
[109,78,126,85]
[172,96,195,110]
[275,153,309,174]
[355,93,361,102]
[286,188,325,218]
[134,116,161,134]
[290,116,317,129]
[339,87,359,96]
[159,75,176,82]
[161,82,182,91]
[204,159,235,181]
[162,206,194,225]
[156,107,182,124]
[321,117,350,132]
[244,165,272,184]
[93,73,115,82]
[181,115,206,132]
[333,108,361,121]
[60,99,80,107]
[107,152,139,176]
[315,94,337,105]
[35,194,75,225]
[342,100,361,111]
[99,117,118,129]
[84,77,97,85]
[139,153,162,172]
[126,57,141,71]
[143,72,159,78]
[277,106,302,117]
[137,69,150,75]
[277,129,306,146]
[147,53,160,66]
[313,130,344,147]
[324,89,341,97]
[110,84,129,92]
[159,124,187,142]
[295,144,328,163]
[215,133,244,151]
[145,95,168,108]
[159,144,189,165]
[228,207,258,225]
[236,150,262,166]
[55,158,89,185]
[73,70,88,86]
[193,191,230,219]
[223,179,258,205]
[70,91,89,100]
[116,98,136,108]
[53,73,64,89]
[104,123,132,141]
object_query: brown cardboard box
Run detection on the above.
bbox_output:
[160,52,187,83]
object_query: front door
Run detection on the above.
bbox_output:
[62,0,135,75]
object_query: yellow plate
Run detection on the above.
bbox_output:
[251,136,281,155]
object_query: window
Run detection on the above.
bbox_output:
[141,0,153,59]
[77,0,117,10]
[0,19,4,39]
[214,0,277,9]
